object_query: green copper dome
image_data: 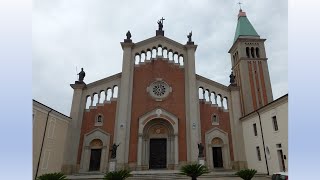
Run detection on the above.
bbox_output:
[234,10,259,42]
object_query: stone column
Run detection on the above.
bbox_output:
[228,85,247,169]
[137,134,143,168]
[62,83,86,174]
[184,43,201,162]
[113,41,134,168]
[174,134,179,166]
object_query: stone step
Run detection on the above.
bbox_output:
[67,171,269,180]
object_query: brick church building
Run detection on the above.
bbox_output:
[61,9,279,174]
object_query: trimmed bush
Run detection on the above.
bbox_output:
[180,163,209,180]
[37,172,67,180]
[104,169,132,180]
[235,169,257,180]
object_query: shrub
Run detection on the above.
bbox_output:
[104,169,132,180]
[235,169,257,180]
[37,172,68,180]
[180,163,209,180]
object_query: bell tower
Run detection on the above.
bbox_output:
[228,9,273,116]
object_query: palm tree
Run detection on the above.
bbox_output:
[235,169,257,180]
[36,172,68,180]
[180,163,209,180]
[104,169,132,180]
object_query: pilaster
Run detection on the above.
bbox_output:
[62,82,86,174]
[184,44,201,162]
[114,41,134,167]
[228,85,247,170]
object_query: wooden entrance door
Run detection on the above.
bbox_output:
[89,149,102,171]
[212,147,223,168]
[149,138,167,169]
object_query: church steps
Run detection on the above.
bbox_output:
[67,171,269,180]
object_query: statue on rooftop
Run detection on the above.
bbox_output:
[230,71,236,85]
[78,68,85,82]
[187,31,192,42]
[126,30,131,40]
[157,17,165,31]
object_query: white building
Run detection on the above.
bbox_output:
[33,100,71,179]
[240,94,288,174]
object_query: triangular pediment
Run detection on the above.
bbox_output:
[132,35,187,55]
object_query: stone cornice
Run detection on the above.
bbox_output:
[85,72,122,89]
[184,44,198,51]
[228,85,240,91]
[133,35,187,51]
[33,99,71,121]
[196,74,229,91]
[121,42,134,49]
[228,38,267,53]
[240,94,288,121]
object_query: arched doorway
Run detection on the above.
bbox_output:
[211,138,223,168]
[137,108,179,170]
[144,119,173,169]
[89,139,103,171]
[79,129,110,173]
[205,127,231,170]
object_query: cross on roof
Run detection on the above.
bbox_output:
[160,17,165,24]
[238,2,242,10]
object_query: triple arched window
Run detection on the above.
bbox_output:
[246,47,260,58]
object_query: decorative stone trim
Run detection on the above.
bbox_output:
[95,114,104,127]
[147,80,172,101]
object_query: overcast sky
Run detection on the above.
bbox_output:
[32,0,287,116]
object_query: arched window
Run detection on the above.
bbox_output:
[198,87,204,99]
[179,55,184,66]
[92,93,98,106]
[157,46,163,56]
[146,50,152,60]
[112,86,118,98]
[99,90,106,103]
[152,48,157,58]
[106,88,112,101]
[251,47,255,58]
[223,97,228,110]
[168,51,173,61]
[256,48,260,58]
[140,52,146,62]
[233,55,235,65]
[85,96,91,109]
[95,114,103,126]
[163,48,168,58]
[173,53,179,63]
[135,54,140,65]
[246,47,250,58]
[212,114,219,125]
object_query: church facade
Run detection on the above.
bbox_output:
[61,10,284,174]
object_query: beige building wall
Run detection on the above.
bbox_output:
[33,100,70,179]
[241,95,288,174]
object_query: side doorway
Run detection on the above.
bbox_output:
[212,147,223,168]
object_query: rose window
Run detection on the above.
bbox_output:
[148,80,171,100]
[152,82,167,96]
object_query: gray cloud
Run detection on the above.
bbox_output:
[33,0,288,115]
